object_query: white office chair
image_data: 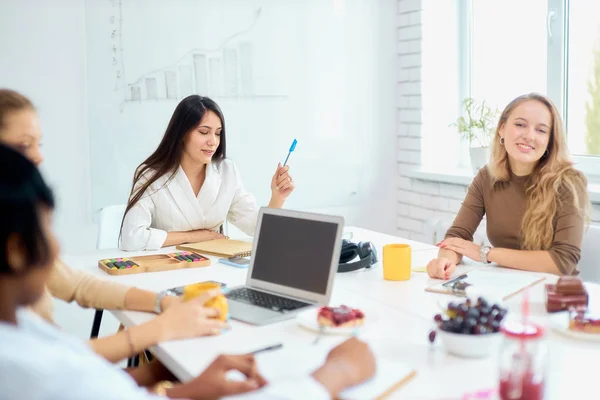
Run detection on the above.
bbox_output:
[222,220,253,240]
[579,224,600,283]
[426,216,489,246]
[91,204,127,343]
[96,204,127,250]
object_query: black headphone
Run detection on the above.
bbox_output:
[338,239,378,273]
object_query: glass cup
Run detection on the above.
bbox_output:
[183,282,229,321]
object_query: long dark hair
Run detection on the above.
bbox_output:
[0,144,55,274]
[121,95,227,229]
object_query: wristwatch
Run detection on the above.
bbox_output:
[479,245,492,264]
[154,289,177,313]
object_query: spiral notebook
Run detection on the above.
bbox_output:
[176,239,253,258]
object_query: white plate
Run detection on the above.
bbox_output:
[549,311,600,342]
[296,307,372,335]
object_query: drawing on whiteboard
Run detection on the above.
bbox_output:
[86,0,367,214]
[109,0,126,93]
[108,2,287,108]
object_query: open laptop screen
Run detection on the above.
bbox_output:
[250,213,339,295]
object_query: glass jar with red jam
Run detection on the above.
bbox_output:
[498,321,547,400]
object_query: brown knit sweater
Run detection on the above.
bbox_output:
[445,166,584,275]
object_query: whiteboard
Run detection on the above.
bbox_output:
[85,0,379,212]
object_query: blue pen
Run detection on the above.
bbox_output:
[283,139,297,167]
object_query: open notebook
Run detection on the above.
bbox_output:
[426,269,546,300]
[253,344,416,400]
[176,239,253,258]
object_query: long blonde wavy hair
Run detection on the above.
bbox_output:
[488,93,590,250]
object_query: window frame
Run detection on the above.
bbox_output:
[461,0,600,182]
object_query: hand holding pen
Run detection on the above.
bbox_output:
[269,139,297,205]
[283,139,297,167]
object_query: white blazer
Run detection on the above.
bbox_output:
[120,159,259,251]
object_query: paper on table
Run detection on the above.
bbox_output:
[426,269,545,300]
[253,343,415,400]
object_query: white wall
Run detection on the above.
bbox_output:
[0,0,397,338]
[1,0,397,254]
[0,0,116,339]
[0,0,97,253]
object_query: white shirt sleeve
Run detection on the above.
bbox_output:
[227,162,260,237]
[119,184,168,251]
[0,311,165,400]
[227,377,330,400]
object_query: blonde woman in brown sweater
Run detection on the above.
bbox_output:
[0,89,227,363]
[428,93,590,279]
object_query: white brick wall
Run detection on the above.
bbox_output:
[395,0,600,244]
[397,137,421,151]
[397,0,426,239]
[398,0,421,13]
[593,205,600,222]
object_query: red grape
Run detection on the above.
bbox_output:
[428,330,437,343]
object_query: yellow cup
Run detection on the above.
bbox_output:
[183,282,229,321]
[383,244,412,281]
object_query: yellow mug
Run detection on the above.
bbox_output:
[383,244,412,281]
[183,282,229,321]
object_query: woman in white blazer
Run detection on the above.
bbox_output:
[120,95,295,251]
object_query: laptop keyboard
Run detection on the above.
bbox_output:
[226,287,311,312]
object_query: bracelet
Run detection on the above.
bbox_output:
[152,380,174,396]
[125,329,135,356]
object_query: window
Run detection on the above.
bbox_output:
[470,0,548,113]
[421,0,462,169]
[473,0,600,180]
[423,0,600,181]
[561,0,600,179]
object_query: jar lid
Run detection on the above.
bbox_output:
[501,321,545,340]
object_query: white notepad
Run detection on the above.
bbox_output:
[253,344,416,400]
[426,269,545,300]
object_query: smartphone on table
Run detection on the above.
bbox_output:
[169,280,227,296]
[218,257,251,269]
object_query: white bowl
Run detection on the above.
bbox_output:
[437,329,503,358]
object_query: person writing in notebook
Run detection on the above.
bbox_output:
[0,147,374,398]
[119,95,295,251]
[427,93,590,279]
[0,89,225,363]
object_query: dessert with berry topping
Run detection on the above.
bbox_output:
[568,306,600,334]
[317,305,365,328]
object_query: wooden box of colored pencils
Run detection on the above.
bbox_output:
[98,252,211,276]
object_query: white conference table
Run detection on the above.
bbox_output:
[63,227,598,399]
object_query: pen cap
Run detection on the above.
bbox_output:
[289,139,297,152]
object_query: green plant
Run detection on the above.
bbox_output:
[585,41,600,156]
[450,98,499,147]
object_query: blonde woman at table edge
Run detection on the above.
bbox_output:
[119,94,295,251]
[0,89,227,363]
[0,145,375,398]
[428,93,591,280]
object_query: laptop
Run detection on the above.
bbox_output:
[225,207,344,326]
